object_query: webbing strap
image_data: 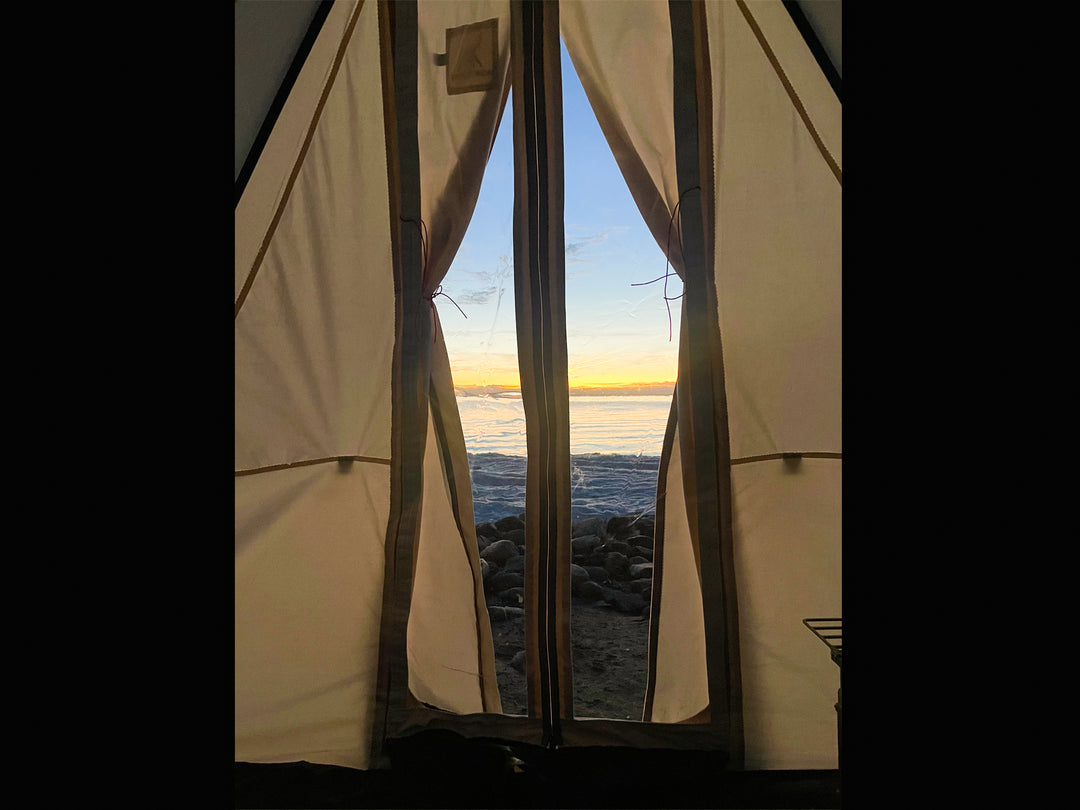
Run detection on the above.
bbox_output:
[371,0,431,764]
[668,0,744,767]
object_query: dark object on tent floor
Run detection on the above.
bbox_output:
[235,730,841,808]
[803,617,842,668]
[804,617,842,770]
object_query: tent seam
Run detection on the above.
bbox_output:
[734,0,841,187]
[730,451,842,466]
[234,455,391,476]
[235,0,367,319]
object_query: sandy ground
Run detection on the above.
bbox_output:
[489,598,650,719]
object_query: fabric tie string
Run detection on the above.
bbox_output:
[399,216,466,342]
[630,186,699,341]
[428,285,467,342]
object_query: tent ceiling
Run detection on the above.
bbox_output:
[233,0,840,184]
[234,0,324,181]
[795,0,841,77]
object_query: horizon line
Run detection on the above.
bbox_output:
[455,381,675,396]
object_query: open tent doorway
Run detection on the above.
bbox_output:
[235,0,841,793]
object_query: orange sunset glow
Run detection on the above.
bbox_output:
[451,356,678,392]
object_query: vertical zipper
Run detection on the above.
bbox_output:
[514,0,565,750]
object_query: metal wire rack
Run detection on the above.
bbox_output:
[804,617,842,769]
[803,617,842,668]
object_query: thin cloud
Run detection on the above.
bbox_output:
[455,286,498,305]
[444,256,513,308]
[564,227,625,264]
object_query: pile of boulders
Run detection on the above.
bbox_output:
[476,512,656,619]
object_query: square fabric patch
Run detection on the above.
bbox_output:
[445,18,498,95]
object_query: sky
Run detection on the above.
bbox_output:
[439,41,683,391]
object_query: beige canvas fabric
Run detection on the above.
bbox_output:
[235,0,392,473]
[407,402,487,713]
[235,461,391,770]
[399,0,510,718]
[650,421,709,723]
[236,0,840,771]
[416,1,511,291]
[413,315,503,715]
[707,1,841,767]
[560,1,683,276]
[732,457,841,768]
[561,0,714,730]
[715,1,842,767]
[235,0,392,771]
[235,1,363,302]
[706,0,841,461]
[561,0,841,767]
[725,0,841,172]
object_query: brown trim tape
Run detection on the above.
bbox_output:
[234,454,391,477]
[643,393,679,721]
[731,451,842,466]
[669,0,743,766]
[734,0,841,187]
[235,1,367,318]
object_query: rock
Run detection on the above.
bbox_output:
[480,558,491,580]
[573,580,604,601]
[626,578,652,595]
[480,538,519,565]
[502,528,526,545]
[510,650,527,672]
[632,547,653,561]
[609,515,655,541]
[604,551,631,581]
[572,517,606,538]
[476,535,491,552]
[626,534,653,549]
[570,564,590,587]
[584,566,610,584]
[495,515,525,533]
[584,552,607,568]
[488,605,526,623]
[606,515,634,539]
[488,571,524,593]
[602,587,647,614]
[629,556,647,566]
[601,540,632,556]
[476,522,501,540]
[571,534,602,556]
[501,587,525,606]
[629,562,653,579]
[502,555,526,574]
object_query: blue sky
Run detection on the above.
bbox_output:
[440,41,682,389]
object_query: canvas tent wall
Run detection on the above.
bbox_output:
[235,0,840,772]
